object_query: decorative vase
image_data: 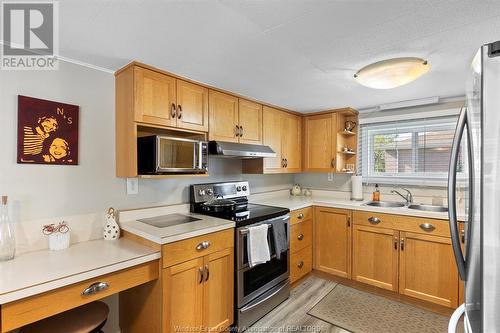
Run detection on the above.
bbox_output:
[104,207,120,240]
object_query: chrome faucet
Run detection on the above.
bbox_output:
[391,188,413,205]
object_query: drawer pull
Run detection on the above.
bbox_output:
[419,223,435,231]
[196,241,211,251]
[297,261,304,268]
[368,217,381,224]
[297,213,304,220]
[297,234,304,241]
[81,282,109,296]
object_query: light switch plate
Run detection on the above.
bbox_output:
[126,178,139,195]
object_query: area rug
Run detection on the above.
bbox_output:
[307,284,451,333]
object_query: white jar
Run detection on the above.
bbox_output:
[48,232,70,251]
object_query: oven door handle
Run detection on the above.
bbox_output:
[239,280,289,313]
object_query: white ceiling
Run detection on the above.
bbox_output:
[59,0,500,112]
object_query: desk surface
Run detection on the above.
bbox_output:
[0,238,160,304]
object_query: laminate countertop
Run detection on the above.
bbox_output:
[0,238,160,304]
[249,193,465,221]
[118,204,235,245]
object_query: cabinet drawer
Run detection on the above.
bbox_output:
[1,261,159,332]
[353,211,397,229]
[162,229,234,268]
[290,207,312,225]
[290,246,312,283]
[291,219,312,253]
[396,216,450,237]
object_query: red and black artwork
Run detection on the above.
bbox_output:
[17,95,79,165]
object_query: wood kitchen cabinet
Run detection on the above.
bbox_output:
[242,106,302,174]
[133,66,208,131]
[399,232,458,307]
[303,108,358,173]
[238,99,263,144]
[352,225,399,291]
[314,207,352,279]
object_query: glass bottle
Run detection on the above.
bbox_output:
[372,184,381,202]
[0,195,15,261]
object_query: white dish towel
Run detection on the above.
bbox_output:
[247,224,271,267]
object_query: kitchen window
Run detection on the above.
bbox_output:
[358,115,464,185]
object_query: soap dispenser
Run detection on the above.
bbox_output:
[372,184,380,202]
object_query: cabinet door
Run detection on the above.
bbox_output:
[134,67,177,127]
[281,113,302,173]
[399,232,459,307]
[303,113,336,172]
[352,225,399,291]
[163,257,204,333]
[209,90,239,142]
[203,248,234,332]
[314,207,352,278]
[238,99,262,144]
[176,80,208,132]
[262,106,284,172]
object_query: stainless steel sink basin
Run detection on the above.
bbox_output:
[408,204,448,212]
[364,201,406,208]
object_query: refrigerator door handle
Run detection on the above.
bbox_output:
[448,107,468,280]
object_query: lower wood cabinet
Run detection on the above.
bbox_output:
[398,232,458,307]
[352,225,399,291]
[313,207,352,278]
[163,237,234,333]
[290,208,313,283]
[290,245,312,283]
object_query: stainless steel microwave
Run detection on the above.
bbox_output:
[137,135,208,174]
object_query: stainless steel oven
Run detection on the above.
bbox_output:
[137,135,208,174]
[236,215,290,330]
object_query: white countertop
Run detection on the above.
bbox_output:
[0,238,160,304]
[119,204,235,245]
[250,193,464,221]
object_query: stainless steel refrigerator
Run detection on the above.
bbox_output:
[448,40,500,333]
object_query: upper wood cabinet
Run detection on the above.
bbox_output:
[238,99,263,144]
[303,113,337,172]
[176,80,209,132]
[399,232,458,307]
[208,92,263,145]
[133,66,208,131]
[303,108,358,173]
[314,207,352,279]
[209,90,239,142]
[243,106,302,174]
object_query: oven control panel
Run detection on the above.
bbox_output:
[191,181,250,202]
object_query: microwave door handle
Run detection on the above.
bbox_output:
[448,107,467,280]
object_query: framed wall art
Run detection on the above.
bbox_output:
[17,95,79,165]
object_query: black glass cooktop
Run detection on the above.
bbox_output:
[203,203,290,227]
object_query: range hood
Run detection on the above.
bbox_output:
[208,141,276,158]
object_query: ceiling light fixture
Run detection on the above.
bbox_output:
[354,57,430,89]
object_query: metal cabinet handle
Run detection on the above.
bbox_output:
[177,104,182,119]
[419,223,435,232]
[239,126,243,137]
[171,103,176,118]
[297,234,304,241]
[331,158,335,168]
[235,125,240,137]
[461,228,465,244]
[285,158,288,168]
[297,213,304,220]
[198,267,204,284]
[368,217,381,224]
[196,241,210,251]
[394,237,398,250]
[281,159,285,167]
[400,238,405,251]
[82,282,109,296]
[297,261,304,268]
[347,216,351,227]
[204,264,209,281]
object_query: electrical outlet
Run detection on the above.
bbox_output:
[327,172,334,182]
[126,178,139,195]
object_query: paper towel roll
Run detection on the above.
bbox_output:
[351,175,363,201]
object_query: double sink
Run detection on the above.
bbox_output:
[364,201,448,213]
